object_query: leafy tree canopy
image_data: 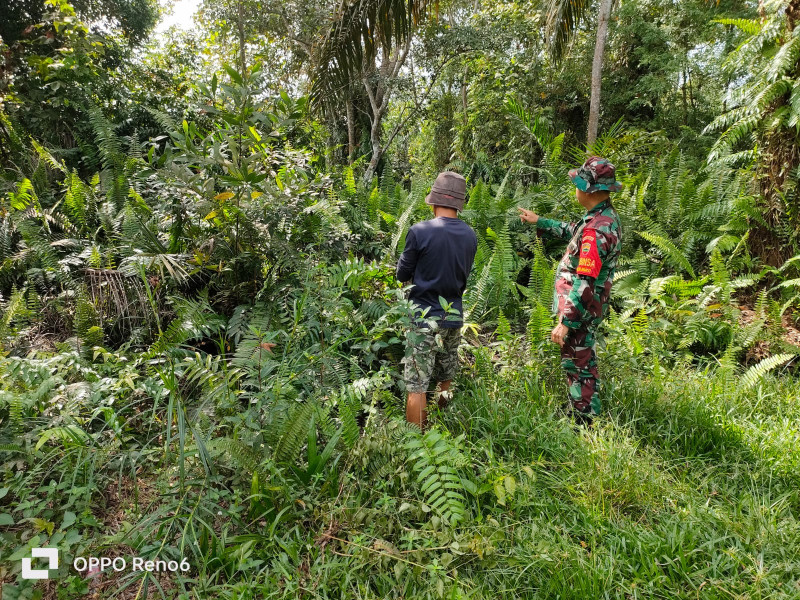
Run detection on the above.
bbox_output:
[0,0,159,45]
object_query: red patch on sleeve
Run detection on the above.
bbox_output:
[576,228,602,278]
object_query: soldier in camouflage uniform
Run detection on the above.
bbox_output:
[518,157,623,425]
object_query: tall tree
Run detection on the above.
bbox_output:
[311,0,431,181]
[587,0,612,144]
[545,0,614,144]
[362,38,412,182]
[311,0,430,105]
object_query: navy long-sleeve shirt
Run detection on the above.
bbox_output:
[396,217,478,328]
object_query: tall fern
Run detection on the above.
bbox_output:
[404,429,468,526]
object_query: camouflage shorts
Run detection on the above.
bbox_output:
[402,325,461,393]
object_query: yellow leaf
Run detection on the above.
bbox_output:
[204,211,217,220]
[215,191,234,201]
[251,191,263,199]
[32,518,55,535]
[494,482,506,506]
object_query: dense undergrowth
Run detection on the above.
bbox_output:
[1,328,799,598]
[2,20,800,598]
[2,99,800,597]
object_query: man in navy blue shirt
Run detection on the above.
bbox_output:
[396,171,478,429]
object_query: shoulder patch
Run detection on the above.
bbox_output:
[576,228,602,278]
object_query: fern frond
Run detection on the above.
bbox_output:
[741,353,794,390]
[637,231,696,277]
[392,199,418,257]
[404,429,467,526]
[756,78,792,109]
[32,140,68,174]
[274,400,316,464]
[208,437,264,476]
[767,29,800,82]
[337,388,361,449]
[712,18,762,36]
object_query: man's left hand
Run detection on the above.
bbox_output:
[551,323,569,347]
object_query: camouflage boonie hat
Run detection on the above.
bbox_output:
[569,156,622,193]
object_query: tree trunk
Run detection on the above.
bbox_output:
[587,0,613,146]
[346,96,356,161]
[751,0,800,267]
[461,66,468,127]
[324,106,336,169]
[788,0,800,31]
[363,110,384,184]
[362,67,385,184]
[237,0,247,77]
[364,144,382,183]
[681,68,688,125]
[361,39,411,185]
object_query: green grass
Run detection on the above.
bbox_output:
[193,351,799,599]
[1,329,799,600]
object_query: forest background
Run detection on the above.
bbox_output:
[1,0,800,598]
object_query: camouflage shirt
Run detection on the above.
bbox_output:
[536,199,622,329]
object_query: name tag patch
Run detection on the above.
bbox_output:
[576,228,602,278]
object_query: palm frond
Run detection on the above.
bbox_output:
[545,0,591,63]
[310,0,431,107]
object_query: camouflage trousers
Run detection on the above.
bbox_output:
[560,326,601,415]
[402,326,461,394]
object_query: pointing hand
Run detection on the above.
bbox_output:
[518,207,539,224]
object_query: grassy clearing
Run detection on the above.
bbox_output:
[277,356,799,599]
[1,329,799,599]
